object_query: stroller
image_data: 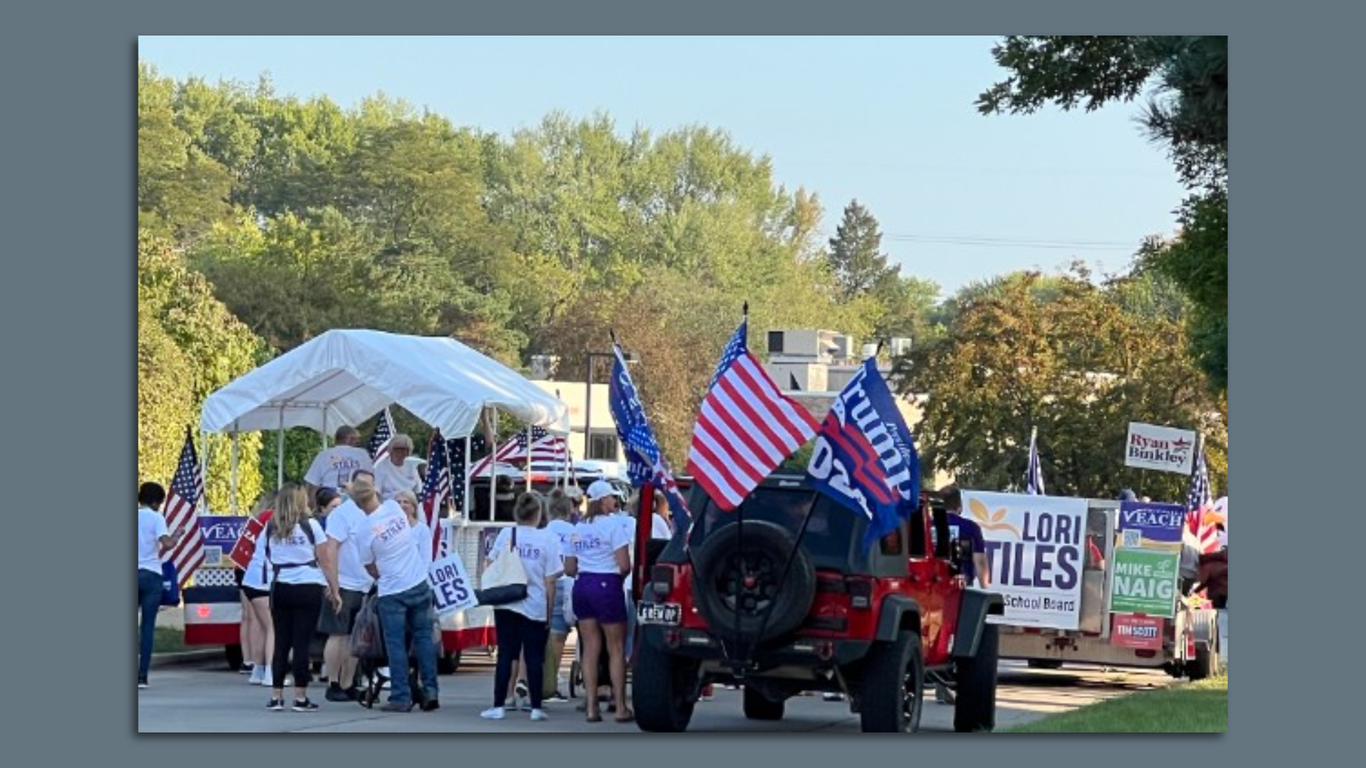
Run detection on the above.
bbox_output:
[351,593,438,709]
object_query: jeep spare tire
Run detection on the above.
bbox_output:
[691,519,816,643]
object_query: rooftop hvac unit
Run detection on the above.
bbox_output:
[889,337,913,357]
[833,335,856,361]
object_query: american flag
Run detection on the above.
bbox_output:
[1026,427,1045,495]
[419,431,451,559]
[608,343,690,528]
[686,316,821,511]
[470,426,568,475]
[367,407,396,463]
[163,428,207,588]
[1185,440,1219,553]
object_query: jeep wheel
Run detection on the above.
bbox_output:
[859,631,924,733]
[691,520,816,644]
[954,623,999,732]
[633,636,700,732]
[743,686,786,721]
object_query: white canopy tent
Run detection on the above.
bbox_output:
[201,329,569,437]
[200,329,570,514]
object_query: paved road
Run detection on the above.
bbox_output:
[138,650,1174,733]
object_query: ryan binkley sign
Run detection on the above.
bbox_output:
[964,491,1086,630]
[1125,422,1196,475]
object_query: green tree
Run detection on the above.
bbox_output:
[892,271,1225,500]
[977,36,1228,391]
[138,64,235,243]
[139,233,268,512]
[827,200,897,301]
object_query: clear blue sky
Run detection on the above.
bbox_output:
[138,36,1186,296]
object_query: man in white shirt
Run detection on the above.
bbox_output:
[374,434,422,501]
[137,482,186,689]
[355,485,440,713]
[305,426,374,495]
[319,471,378,702]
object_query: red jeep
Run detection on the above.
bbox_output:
[633,476,1004,732]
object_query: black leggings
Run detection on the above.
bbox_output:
[494,609,549,709]
[270,582,324,691]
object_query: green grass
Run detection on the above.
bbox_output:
[1006,675,1227,733]
[152,627,187,654]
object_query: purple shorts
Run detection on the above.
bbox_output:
[572,573,628,625]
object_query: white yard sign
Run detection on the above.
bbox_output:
[963,491,1087,631]
[1125,422,1197,475]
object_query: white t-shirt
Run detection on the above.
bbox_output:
[491,526,563,622]
[375,458,422,501]
[138,507,168,574]
[265,519,327,587]
[304,446,374,490]
[545,519,576,559]
[325,500,377,592]
[651,513,672,540]
[410,520,434,570]
[360,501,429,597]
[569,515,631,575]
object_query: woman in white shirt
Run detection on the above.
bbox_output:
[565,480,633,723]
[481,493,562,723]
[239,495,276,686]
[262,484,329,713]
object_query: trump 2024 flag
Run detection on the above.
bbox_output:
[806,358,920,547]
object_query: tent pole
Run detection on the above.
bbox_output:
[321,410,328,452]
[277,406,285,491]
[463,435,472,524]
[489,410,498,522]
[230,426,240,515]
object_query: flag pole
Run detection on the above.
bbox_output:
[277,406,285,491]
[462,435,472,524]
[735,303,748,678]
[525,425,533,493]
[489,409,499,523]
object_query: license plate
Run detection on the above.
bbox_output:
[637,602,682,626]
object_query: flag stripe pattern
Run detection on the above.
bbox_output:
[686,318,820,511]
[419,431,451,558]
[470,427,567,475]
[164,429,207,588]
[367,407,395,464]
[1185,441,1219,553]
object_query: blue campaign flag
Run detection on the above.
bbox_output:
[806,358,920,548]
[607,344,690,529]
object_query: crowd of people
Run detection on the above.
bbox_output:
[137,423,678,722]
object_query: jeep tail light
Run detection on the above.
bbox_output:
[846,578,873,609]
[651,565,675,598]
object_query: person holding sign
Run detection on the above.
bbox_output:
[481,493,563,723]
[942,487,990,589]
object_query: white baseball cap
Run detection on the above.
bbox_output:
[586,479,624,502]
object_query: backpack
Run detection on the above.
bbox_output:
[262,519,320,584]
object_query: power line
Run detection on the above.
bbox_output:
[821,231,1140,251]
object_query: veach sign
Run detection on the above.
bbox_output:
[1117,501,1186,552]
[964,491,1086,630]
[1125,422,1196,475]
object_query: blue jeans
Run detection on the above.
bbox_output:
[377,582,439,705]
[137,569,162,679]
